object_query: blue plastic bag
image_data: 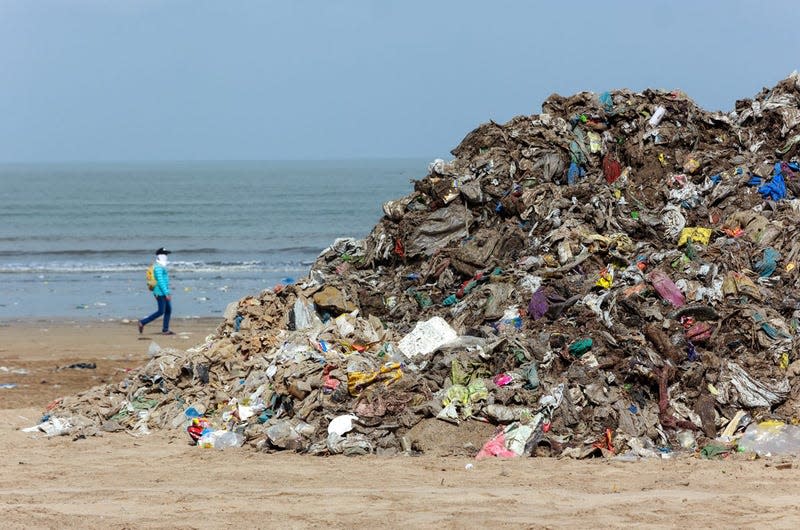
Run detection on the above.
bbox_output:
[599,91,613,112]
[754,247,780,277]
[567,161,585,185]
[757,162,789,200]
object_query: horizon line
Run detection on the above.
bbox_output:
[0,155,442,166]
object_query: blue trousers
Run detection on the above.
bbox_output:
[141,295,171,332]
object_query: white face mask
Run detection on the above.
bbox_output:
[156,255,169,267]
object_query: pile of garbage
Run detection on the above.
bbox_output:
[40,73,800,458]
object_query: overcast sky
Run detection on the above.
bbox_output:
[1,0,797,162]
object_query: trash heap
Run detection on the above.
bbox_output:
[45,73,800,458]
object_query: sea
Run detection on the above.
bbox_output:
[0,159,427,320]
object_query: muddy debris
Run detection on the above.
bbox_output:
[40,73,800,459]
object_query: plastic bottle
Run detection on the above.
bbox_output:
[648,106,666,127]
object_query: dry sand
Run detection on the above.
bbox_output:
[1,319,799,529]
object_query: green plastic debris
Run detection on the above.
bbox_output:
[408,288,432,308]
[132,398,159,410]
[568,338,593,357]
[700,443,730,459]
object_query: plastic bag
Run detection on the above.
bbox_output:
[198,430,244,450]
[476,422,535,459]
[397,316,458,358]
[648,269,686,307]
[754,247,780,277]
[677,227,712,246]
[738,421,800,456]
[291,297,322,330]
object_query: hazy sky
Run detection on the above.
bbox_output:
[1,0,797,162]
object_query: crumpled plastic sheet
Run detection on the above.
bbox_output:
[738,420,800,456]
[405,203,472,257]
[475,422,535,459]
[397,316,458,358]
[347,363,403,396]
[661,204,686,240]
[754,247,781,277]
[758,171,787,201]
[717,362,790,408]
[648,269,686,307]
[437,379,489,421]
[677,227,712,246]
[22,417,72,437]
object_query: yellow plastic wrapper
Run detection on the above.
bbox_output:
[347,362,403,396]
[596,266,614,289]
[677,227,712,246]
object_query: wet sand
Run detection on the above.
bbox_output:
[1,319,799,528]
[0,318,220,409]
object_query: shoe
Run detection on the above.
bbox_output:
[162,330,175,335]
[137,321,144,334]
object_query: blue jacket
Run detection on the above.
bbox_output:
[153,264,170,296]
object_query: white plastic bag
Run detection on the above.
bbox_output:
[327,414,358,436]
[397,316,458,358]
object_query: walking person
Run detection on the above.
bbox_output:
[138,247,175,335]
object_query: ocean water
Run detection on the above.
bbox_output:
[0,159,425,320]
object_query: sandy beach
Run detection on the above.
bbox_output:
[0,318,221,410]
[0,319,798,528]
